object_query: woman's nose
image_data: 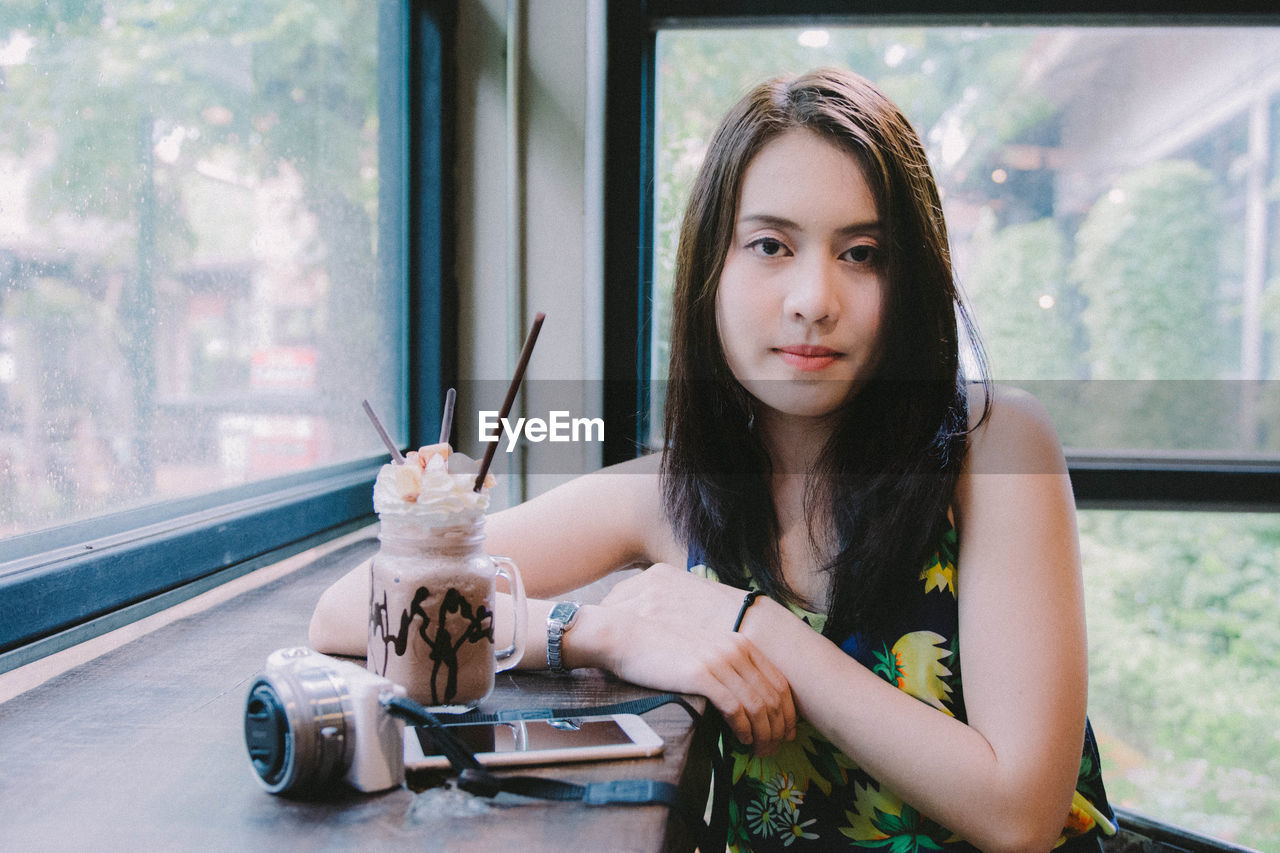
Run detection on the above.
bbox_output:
[783,257,839,326]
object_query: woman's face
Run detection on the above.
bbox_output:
[715,128,886,424]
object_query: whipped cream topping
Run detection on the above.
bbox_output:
[372,444,495,526]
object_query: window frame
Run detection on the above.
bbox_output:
[0,0,457,672]
[603,0,1280,513]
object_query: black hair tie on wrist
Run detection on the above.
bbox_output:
[732,590,765,633]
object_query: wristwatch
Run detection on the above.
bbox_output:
[546,601,582,673]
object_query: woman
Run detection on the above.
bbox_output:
[311,68,1114,852]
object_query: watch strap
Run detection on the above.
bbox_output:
[546,601,581,673]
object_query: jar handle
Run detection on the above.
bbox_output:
[491,555,525,670]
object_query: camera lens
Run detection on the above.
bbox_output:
[245,683,289,783]
[243,663,353,796]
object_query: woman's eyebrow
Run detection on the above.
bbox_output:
[737,213,799,230]
[836,220,883,237]
[737,213,883,236]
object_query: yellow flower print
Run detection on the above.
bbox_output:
[840,780,959,849]
[872,631,955,716]
[919,552,956,597]
[1054,791,1117,846]
[840,781,893,843]
[730,720,858,796]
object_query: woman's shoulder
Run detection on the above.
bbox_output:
[952,383,1076,554]
[964,383,1067,476]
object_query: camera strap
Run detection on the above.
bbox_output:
[382,693,710,839]
[436,691,701,725]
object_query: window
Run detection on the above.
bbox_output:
[1080,509,1280,846]
[0,1,451,666]
[606,4,1280,846]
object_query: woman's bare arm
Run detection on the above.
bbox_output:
[308,451,798,749]
[308,453,672,654]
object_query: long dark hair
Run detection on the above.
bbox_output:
[661,69,991,642]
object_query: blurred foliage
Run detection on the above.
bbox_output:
[0,0,388,529]
[1072,160,1226,381]
[967,211,1078,379]
[1081,511,1280,848]
[0,0,377,262]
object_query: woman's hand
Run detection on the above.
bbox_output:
[602,562,744,625]
[594,563,796,753]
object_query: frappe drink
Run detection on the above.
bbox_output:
[367,444,524,709]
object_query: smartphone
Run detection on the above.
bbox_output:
[403,714,664,769]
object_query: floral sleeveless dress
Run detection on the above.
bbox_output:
[690,522,1116,852]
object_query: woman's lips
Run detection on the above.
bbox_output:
[776,345,841,371]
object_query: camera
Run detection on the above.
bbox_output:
[243,647,407,796]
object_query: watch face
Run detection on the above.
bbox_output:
[550,601,579,625]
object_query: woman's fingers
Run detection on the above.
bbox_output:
[753,641,798,745]
[741,638,796,752]
[703,632,795,753]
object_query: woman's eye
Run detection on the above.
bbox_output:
[749,237,788,257]
[845,244,879,264]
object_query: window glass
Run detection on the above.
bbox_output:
[0,1,404,538]
[652,26,1280,458]
[1080,509,1280,848]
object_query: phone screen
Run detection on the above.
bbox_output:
[412,718,635,758]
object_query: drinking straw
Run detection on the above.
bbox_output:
[362,399,406,464]
[439,387,456,445]
[474,312,545,491]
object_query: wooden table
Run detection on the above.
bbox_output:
[0,528,713,852]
